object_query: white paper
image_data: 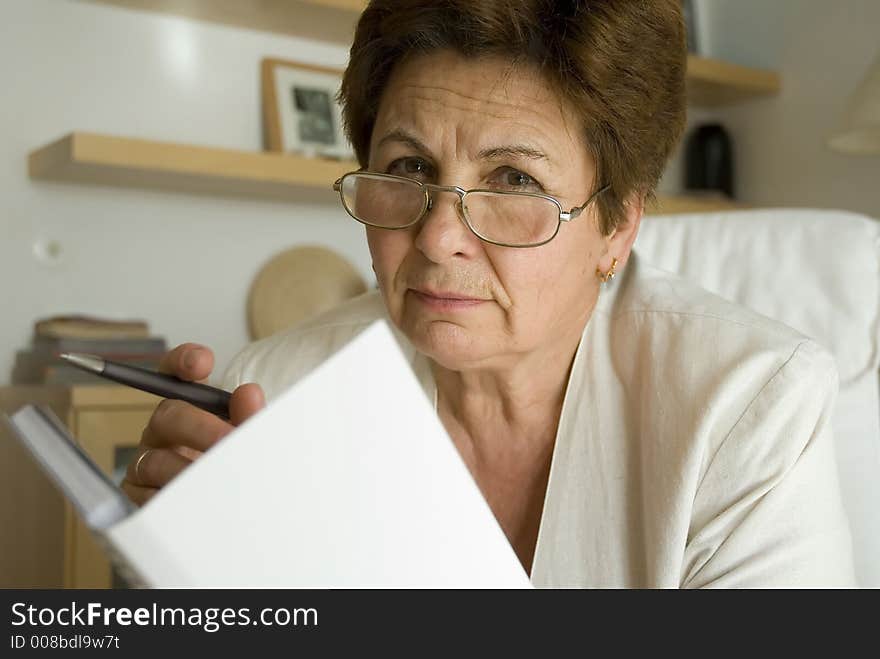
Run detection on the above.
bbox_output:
[108,320,532,588]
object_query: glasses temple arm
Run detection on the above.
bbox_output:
[564,184,611,220]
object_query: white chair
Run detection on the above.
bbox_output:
[635,208,880,586]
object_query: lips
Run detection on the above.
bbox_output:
[408,287,489,311]
[411,287,487,302]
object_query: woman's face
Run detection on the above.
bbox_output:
[366,50,621,372]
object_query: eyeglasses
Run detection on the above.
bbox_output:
[332,171,610,248]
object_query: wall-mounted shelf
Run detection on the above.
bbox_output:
[86,1,780,107]
[648,192,745,215]
[686,54,780,106]
[86,0,367,45]
[29,133,355,201]
[29,132,741,213]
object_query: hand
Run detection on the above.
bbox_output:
[121,343,265,506]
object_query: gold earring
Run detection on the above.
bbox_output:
[596,257,618,283]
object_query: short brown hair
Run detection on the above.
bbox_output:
[340,0,687,235]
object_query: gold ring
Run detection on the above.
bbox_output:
[134,448,153,486]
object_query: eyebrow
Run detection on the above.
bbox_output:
[376,129,550,163]
[477,145,549,162]
[376,129,432,155]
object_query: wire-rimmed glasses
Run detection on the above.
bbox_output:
[332,171,610,248]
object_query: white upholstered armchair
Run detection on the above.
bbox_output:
[636,208,880,586]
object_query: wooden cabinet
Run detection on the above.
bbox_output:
[0,385,161,588]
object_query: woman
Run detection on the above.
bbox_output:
[123,0,855,587]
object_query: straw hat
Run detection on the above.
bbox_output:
[247,245,368,340]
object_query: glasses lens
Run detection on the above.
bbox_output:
[340,174,426,228]
[462,192,560,246]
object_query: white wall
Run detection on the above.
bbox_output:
[0,0,369,384]
[3,0,878,386]
[691,0,880,218]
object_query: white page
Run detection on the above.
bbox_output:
[108,320,532,588]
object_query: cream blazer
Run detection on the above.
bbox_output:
[221,252,856,588]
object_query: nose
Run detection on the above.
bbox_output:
[413,187,480,263]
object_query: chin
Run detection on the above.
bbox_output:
[400,315,495,371]
[383,287,504,369]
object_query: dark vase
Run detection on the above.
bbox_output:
[685,123,734,198]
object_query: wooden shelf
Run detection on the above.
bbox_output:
[86,2,780,107]
[29,132,741,213]
[686,54,780,106]
[29,133,356,201]
[648,192,745,215]
[301,0,366,9]
[86,0,367,44]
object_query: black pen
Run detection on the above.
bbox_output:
[59,352,231,420]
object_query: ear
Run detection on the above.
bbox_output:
[598,192,643,273]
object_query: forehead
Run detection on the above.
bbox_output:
[373,50,584,149]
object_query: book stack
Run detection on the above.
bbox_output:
[11,315,167,386]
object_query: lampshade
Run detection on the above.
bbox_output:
[829,51,880,155]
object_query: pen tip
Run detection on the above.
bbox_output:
[58,352,104,373]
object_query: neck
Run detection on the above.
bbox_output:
[431,317,586,461]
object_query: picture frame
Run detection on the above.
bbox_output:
[261,57,354,160]
[682,0,699,54]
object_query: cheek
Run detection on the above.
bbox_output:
[366,228,411,290]
[494,245,567,304]
[493,232,598,318]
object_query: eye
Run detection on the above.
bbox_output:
[387,157,435,181]
[489,167,544,192]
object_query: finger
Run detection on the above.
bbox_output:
[229,383,266,426]
[125,446,193,489]
[141,399,233,453]
[120,480,159,507]
[173,445,203,462]
[157,343,215,382]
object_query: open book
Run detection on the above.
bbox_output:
[3,320,531,588]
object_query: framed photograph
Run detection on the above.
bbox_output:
[682,0,699,54]
[261,57,354,160]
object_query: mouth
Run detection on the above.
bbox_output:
[408,288,489,310]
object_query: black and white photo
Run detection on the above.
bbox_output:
[261,58,354,160]
[292,87,336,146]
